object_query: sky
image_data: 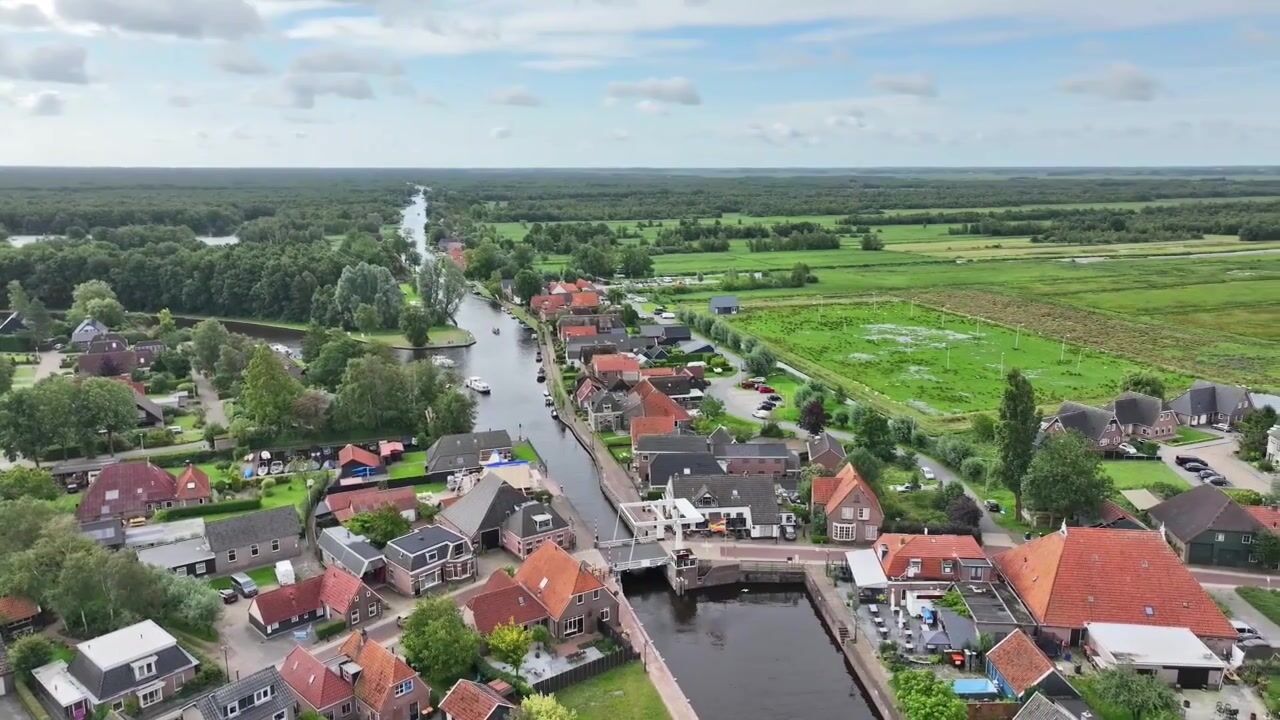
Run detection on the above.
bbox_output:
[1,0,1279,167]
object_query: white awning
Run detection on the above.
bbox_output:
[846,549,888,590]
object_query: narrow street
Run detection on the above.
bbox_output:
[192,370,228,427]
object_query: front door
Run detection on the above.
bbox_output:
[408,702,420,720]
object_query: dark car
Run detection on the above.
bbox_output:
[1206,475,1230,487]
[1197,469,1220,480]
[758,402,776,410]
[768,394,783,403]
[781,525,797,541]
[217,588,239,604]
[1175,455,1206,467]
[984,500,1002,513]
[1184,462,1209,473]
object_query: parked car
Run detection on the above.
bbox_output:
[1183,462,1208,473]
[1197,469,1220,480]
[752,409,771,419]
[781,525,797,541]
[1117,443,1138,456]
[892,482,922,493]
[1175,455,1206,467]
[984,500,1002,513]
[1212,423,1232,433]
[217,589,239,604]
[768,394,783,403]
[920,467,936,481]
[758,401,776,410]
[1232,620,1262,640]
[229,572,259,598]
[1205,475,1230,487]
[757,385,777,394]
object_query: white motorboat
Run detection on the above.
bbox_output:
[430,355,456,368]
[465,376,492,394]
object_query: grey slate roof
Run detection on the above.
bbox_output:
[1051,401,1114,440]
[1147,484,1261,542]
[639,325,691,342]
[713,441,790,458]
[709,296,739,310]
[589,391,636,415]
[635,435,709,453]
[426,430,513,476]
[1014,693,1091,720]
[318,526,385,577]
[503,501,569,539]
[675,339,714,355]
[670,474,780,524]
[385,524,470,571]
[80,519,125,548]
[205,507,301,552]
[69,644,196,702]
[196,667,293,720]
[646,376,695,397]
[707,426,733,446]
[439,474,529,539]
[1107,391,1165,427]
[806,431,845,460]
[136,537,214,570]
[1170,380,1252,418]
[647,452,725,487]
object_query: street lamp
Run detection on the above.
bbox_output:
[220,644,230,680]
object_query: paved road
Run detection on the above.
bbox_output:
[1157,434,1274,495]
[34,349,63,380]
[193,371,228,427]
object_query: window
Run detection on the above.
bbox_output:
[139,688,162,708]
[1243,534,1254,545]
[857,507,870,521]
[250,544,260,557]
[564,615,585,637]
[865,525,877,541]
[226,704,240,718]
[272,539,280,552]
[254,687,273,704]
[227,549,237,563]
[341,703,353,716]
[593,589,601,601]
[908,559,922,575]
[368,603,378,617]
[176,567,187,576]
[112,702,125,712]
[195,562,207,575]
[394,680,414,697]
[425,550,438,563]
[600,608,610,622]
[351,608,361,624]
[841,507,854,521]
[1250,554,1260,564]
[132,659,156,680]
[941,561,954,574]
[831,524,855,542]
[273,713,286,720]
[969,567,984,581]
[1216,533,1226,543]
[576,593,585,605]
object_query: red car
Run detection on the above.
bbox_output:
[757,385,776,394]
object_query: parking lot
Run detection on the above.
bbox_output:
[1158,433,1274,495]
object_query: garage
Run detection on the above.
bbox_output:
[1085,622,1226,690]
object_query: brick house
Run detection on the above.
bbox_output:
[467,542,617,641]
[812,464,882,544]
[876,534,991,603]
[711,441,793,479]
[1106,391,1177,440]
[281,636,431,720]
[439,680,514,720]
[247,567,384,638]
[633,435,711,484]
[205,507,302,575]
[1147,484,1264,568]
[383,526,476,597]
[1169,380,1254,428]
[500,501,574,559]
[993,526,1237,653]
[1041,402,1126,451]
[75,462,211,524]
[805,431,847,473]
[589,353,641,386]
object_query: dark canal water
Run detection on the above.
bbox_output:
[624,573,879,720]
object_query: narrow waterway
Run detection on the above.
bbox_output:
[625,573,880,719]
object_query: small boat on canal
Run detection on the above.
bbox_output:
[465,376,492,394]
[536,367,546,383]
[492,326,500,335]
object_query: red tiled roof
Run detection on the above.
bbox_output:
[378,441,404,457]
[1245,505,1280,530]
[1097,499,1143,527]
[636,385,690,422]
[877,534,985,578]
[570,292,600,308]
[465,571,550,634]
[630,416,677,447]
[530,295,568,313]
[338,634,424,712]
[251,567,372,625]
[513,542,607,619]
[561,326,598,339]
[824,464,882,519]
[174,464,212,502]
[985,629,1054,696]
[0,595,39,623]
[993,527,1235,638]
[281,645,353,711]
[77,350,138,376]
[76,462,176,521]
[440,680,514,720]
[339,444,382,469]
[811,477,840,507]
[591,354,640,374]
[328,487,418,523]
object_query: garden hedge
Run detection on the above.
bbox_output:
[154,497,261,521]
[315,619,348,640]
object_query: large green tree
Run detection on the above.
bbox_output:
[0,467,57,501]
[513,268,543,305]
[1022,432,1114,519]
[996,369,1039,520]
[744,346,776,377]
[307,334,371,391]
[1087,668,1179,720]
[0,387,51,463]
[346,505,411,548]
[400,596,480,689]
[67,279,125,327]
[856,409,896,462]
[190,319,231,374]
[426,388,476,440]
[1120,371,1166,400]
[617,246,653,278]
[0,356,13,395]
[890,670,966,720]
[78,377,139,454]
[333,261,403,329]
[488,622,533,680]
[239,345,304,434]
[335,355,412,432]
[1240,406,1279,460]
[515,695,577,720]
[399,304,433,347]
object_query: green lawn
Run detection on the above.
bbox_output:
[1102,460,1188,490]
[513,440,540,463]
[388,450,427,479]
[358,325,473,349]
[1166,426,1218,446]
[1237,587,1280,627]
[12,364,36,388]
[173,414,202,443]
[555,662,671,720]
[207,565,280,591]
[49,492,84,513]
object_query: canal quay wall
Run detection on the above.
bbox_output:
[613,590,700,720]
[676,560,900,720]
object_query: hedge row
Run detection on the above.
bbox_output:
[154,497,261,521]
[16,678,51,720]
[315,619,348,641]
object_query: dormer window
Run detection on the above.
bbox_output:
[132,657,156,680]
[225,704,239,718]
[253,686,273,704]
[697,494,715,508]
[426,550,439,563]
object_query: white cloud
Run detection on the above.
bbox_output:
[21,44,89,84]
[634,99,666,115]
[746,121,813,145]
[606,76,700,105]
[53,0,263,40]
[490,85,541,106]
[0,3,50,27]
[870,72,937,98]
[490,126,511,139]
[256,73,376,109]
[521,57,604,72]
[229,125,252,140]
[1060,62,1160,101]
[824,113,865,128]
[21,89,63,115]
[290,47,402,75]
[212,44,271,75]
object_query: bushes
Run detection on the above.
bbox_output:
[932,436,975,469]
[759,422,785,438]
[16,678,51,720]
[316,619,348,640]
[959,457,989,484]
[153,497,261,521]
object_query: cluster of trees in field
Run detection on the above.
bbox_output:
[745,230,841,252]
[439,171,1280,221]
[1027,201,1280,244]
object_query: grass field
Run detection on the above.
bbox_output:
[12,364,36,388]
[555,662,671,720]
[728,301,1187,417]
[208,565,279,591]
[513,440,540,463]
[1101,460,1187,490]
[1167,426,1218,446]
[1237,587,1280,627]
[388,450,426,479]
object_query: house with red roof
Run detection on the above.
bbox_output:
[992,526,1237,652]
[338,444,384,479]
[0,595,41,638]
[446,247,467,270]
[174,464,212,505]
[812,464,882,544]
[1245,504,1280,532]
[280,635,430,720]
[630,379,691,425]
[440,679,514,720]
[630,416,677,449]
[322,487,419,524]
[568,291,601,314]
[589,353,641,386]
[529,294,569,321]
[281,645,357,720]
[984,629,1078,702]
[247,566,383,638]
[74,462,201,523]
[466,542,616,641]
[876,533,991,602]
[559,325,598,341]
